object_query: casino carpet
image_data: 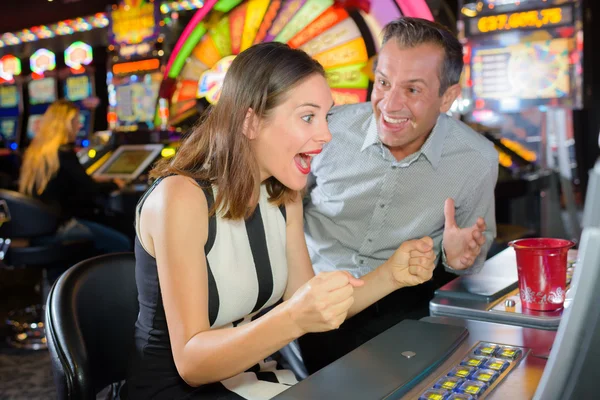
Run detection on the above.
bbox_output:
[0,268,109,400]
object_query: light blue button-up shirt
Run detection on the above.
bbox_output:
[304,102,499,277]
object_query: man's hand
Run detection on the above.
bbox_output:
[386,237,436,288]
[443,198,487,270]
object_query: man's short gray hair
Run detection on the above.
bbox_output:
[381,17,464,96]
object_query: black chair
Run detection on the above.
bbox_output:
[46,252,138,400]
[0,189,95,349]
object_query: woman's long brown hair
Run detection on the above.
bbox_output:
[151,42,325,219]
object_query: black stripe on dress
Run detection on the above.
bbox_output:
[256,371,279,384]
[184,382,245,399]
[201,184,220,326]
[245,205,275,313]
[206,259,219,326]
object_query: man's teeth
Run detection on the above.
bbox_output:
[383,115,409,124]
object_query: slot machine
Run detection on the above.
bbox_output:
[62,40,96,148]
[0,55,24,152]
[25,48,58,145]
[106,0,164,138]
[455,0,585,241]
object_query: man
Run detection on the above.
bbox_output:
[299,17,499,372]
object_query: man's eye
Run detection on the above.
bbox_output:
[302,114,314,123]
[326,112,333,122]
[378,79,387,86]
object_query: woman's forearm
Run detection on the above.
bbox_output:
[175,301,301,386]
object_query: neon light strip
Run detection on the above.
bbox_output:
[0,0,207,48]
[395,0,434,21]
[163,0,218,79]
[160,0,205,13]
[168,23,207,78]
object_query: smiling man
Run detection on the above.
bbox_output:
[299,17,499,373]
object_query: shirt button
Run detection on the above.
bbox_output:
[367,239,373,243]
[380,204,385,208]
[359,259,364,264]
[391,165,397,169]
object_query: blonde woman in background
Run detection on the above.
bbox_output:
[19,100,131,256]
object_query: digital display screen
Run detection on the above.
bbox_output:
[0,85,19,108]
[114,72,161,130]
[469,5,573,35]
[28,78,57,105]
[472,38,570,101]
[103,149,155,175]
[0,118,17,140]
[65,75,91,101]
[27,114,43,139]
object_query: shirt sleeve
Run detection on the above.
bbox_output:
[442,159,499,275]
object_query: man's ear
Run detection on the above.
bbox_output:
[242,108,259,140]
[439,83,461,113]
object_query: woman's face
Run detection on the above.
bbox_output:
[250,74,333,191]
[69,112,81,141]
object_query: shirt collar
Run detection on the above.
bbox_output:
[420,114,448,170]
[360,113,379,152]
[360,112,448,169]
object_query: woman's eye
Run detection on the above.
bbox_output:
[302,114,314,123]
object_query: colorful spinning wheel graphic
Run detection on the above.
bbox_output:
[161,0,433,126]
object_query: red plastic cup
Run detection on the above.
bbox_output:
[508,238,575,311]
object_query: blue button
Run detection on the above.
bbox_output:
[433,376,464,391]
[457,380,487,397]
[484,358,510,372]
[460,355,488,368]
[474,343,499,357]
[447,393,474,400]
[496,346,522,360]
[447,366,475,379]
[419,388,449,400]
[471,368,499,384]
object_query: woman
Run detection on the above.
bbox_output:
[19,100,131,254]
[127,42,436,399]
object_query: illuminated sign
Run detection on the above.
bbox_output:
[109,0,160,46]
[30,48,56,74]
[112,58,160,75]
[469,5,573,35]
[65,41,93,69]
[0,55,21,80]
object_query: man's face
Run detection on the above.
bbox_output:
[371,40,457,160]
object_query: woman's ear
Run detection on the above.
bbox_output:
[242,108,259,140]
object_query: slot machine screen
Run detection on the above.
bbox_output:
[26,114,43,139]
[472,38,571,104]
[0,118,17,141]
[93,144,163,180]
[115,72,161,131]
[65,75,92,101]
[28,77,57,105]
[0,85,19,108]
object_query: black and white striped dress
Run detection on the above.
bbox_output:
[126,178,297,399]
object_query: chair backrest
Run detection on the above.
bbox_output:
[0,189,60,238]
[46,252,139,400]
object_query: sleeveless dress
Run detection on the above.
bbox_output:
[126,178,297,399]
